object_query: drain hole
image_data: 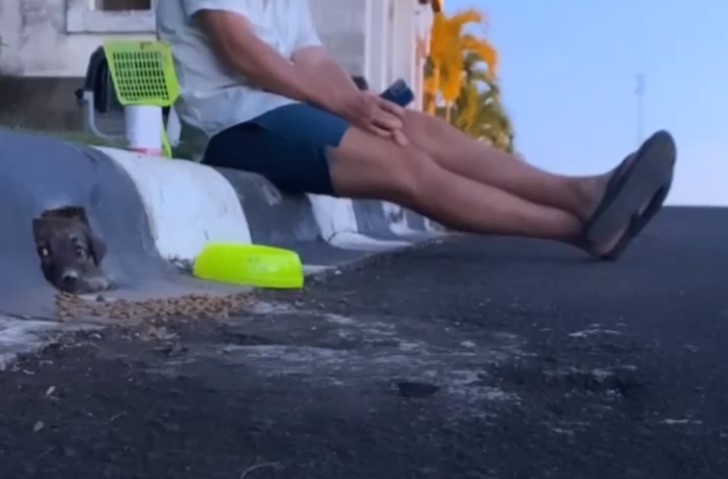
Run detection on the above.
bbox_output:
[396,381,440,398]
[32,206,110,294]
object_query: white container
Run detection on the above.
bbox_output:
[124,105,163,156]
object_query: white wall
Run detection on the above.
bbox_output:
[363,0,435,110]
[0,0,153,76]
[309,0,367,77]
[0,0,434,111]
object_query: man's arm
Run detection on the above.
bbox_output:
[291,9,407,145]
[291,46,361,96]
[183,0,404,139]
[193,9,338,111]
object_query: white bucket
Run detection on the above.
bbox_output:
[124,105,163,156]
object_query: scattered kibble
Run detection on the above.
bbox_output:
[54,291,248,323]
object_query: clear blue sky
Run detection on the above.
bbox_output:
[447,0,728,206]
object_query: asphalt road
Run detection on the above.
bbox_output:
[0,206,726,479]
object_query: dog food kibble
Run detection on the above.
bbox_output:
[53,292,248,323]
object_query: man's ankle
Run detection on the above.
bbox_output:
[573,176,606,222]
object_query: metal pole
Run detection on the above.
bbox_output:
[635,73,645,147]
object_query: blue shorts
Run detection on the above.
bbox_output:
[202,103,350,196]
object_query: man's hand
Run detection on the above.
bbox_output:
[334,91,409,145]
[291,48,408,145]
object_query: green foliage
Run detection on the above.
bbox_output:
[441,52,515,153]
[424,9,516,153]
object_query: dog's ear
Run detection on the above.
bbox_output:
[87,232,107,265]
[32,218,49,242]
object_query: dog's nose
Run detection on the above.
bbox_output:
[61,271,79,286]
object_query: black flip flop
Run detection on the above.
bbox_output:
[584,130,677,260]
[600,170,673,260]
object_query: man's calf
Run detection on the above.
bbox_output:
[32,207,110,294]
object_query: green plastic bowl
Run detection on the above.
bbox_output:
[193,242,304,289]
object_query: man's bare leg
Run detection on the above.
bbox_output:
[402,110,613,223]
[328,127,620,255]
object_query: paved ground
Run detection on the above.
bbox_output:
[0,206,726,479]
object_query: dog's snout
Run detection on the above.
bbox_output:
[62,271,79,285]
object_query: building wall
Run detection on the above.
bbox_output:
[364,0,435,107]
[0,0,371,78]
[309,0,367,78]
[0,0,434,128]
[0,0,153,76]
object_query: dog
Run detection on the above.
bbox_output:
[32,207,110,294]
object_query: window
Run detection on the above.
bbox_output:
[96,0,152,11]
[66,0,156,34]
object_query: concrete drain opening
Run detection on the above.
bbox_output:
[32,207,251,323]
[32,206,110,295]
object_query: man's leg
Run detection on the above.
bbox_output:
[328,127,616,253]
[401,110,610,223]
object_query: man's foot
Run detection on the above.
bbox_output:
[573,155,634,223]
[579,131,677,260]
[571,225,628,258]
[571,156,633,257]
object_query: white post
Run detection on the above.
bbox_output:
[414,1,435,111]
[124,105,164,156]
[363,0,389,92]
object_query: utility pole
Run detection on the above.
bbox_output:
[635,73,646,147]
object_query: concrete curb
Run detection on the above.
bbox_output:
[353,199,440,241]
[99,147,441,270]
[0,128,441,317]
[0,129,441,366]
[0,128,176,318]
[95,147,252,263]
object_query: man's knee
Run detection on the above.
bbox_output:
[387,146,441,204]
[329,127,441,202]
[403,110,451,156]
[404,109,445,136]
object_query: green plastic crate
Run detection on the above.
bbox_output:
[102,40,181,156]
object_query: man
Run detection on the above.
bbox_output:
[156,0,676,260]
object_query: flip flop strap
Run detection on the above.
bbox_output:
[583,154,636,231]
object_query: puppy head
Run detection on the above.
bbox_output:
[32,215,109,294]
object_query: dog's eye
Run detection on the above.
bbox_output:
[37,247,49,258]
[76,247,87,259]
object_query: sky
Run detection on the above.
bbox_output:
[446,0,728,206]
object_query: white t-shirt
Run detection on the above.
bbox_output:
[155,0,323,143]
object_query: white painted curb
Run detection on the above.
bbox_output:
[97,147,251,263]
[96,147,428,265]
[307,194,359,241]
[307,194,410,250]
